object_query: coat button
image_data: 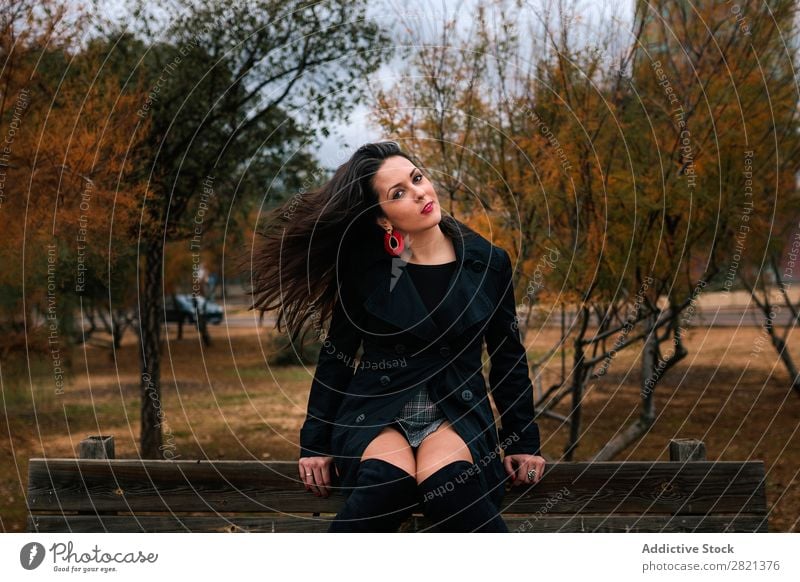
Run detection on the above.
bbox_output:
[439,345,451,357]
[461,389,474,401]
[355,413,365,423]
[394,343,406,355]
[471,260,486,272]
[380,375,391,386]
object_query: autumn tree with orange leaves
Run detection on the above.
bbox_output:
[0,0,150,369]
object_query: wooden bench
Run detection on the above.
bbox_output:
[26,436,769,532]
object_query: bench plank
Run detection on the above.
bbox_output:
[27,459,767,515]
[27,514,767,533]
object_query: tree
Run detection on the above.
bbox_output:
[726,0,800,396]
[0,0,149,368]
[590,0,800,457]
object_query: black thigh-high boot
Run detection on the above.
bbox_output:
[418,460,509,532]
[328,458,419,532]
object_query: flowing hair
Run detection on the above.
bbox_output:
[243,141,459,345]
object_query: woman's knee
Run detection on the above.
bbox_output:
[414,420,474,484]
[360,424,416,476]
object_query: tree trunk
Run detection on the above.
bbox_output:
[741,262,800,397]
[139,241,164,458]
[592,312,658,461]
[564,306,590,461]
[766,316,800,396]
[593,306,687,460]
[766,258,800,396]
[193,295,211,347]
[112,310,128,351]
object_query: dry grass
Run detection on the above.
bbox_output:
[1,323,797,532]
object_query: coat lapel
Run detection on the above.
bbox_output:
[361,221,499,343]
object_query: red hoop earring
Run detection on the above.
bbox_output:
[383,227,404,257]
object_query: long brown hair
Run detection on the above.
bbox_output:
[243,141,459,344]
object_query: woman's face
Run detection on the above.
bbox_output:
[371,155,441,233]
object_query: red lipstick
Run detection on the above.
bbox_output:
[421,201,434,214]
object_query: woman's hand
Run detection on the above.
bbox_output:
[299,456,336,497]
[504,453,546,486]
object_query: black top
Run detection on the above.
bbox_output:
[405,260,457,327]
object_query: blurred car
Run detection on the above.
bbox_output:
[164,294,224,325]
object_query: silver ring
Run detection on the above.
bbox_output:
[527,469,537,480]
[305,473,313,476]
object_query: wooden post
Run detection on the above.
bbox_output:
[669,438,706,461]
[79,435,115,459]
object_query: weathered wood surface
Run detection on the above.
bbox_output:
[27,459,767,521]
[78,436,115,460]
[27,513,768,533]
[670,438,707,462]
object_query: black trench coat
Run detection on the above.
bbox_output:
[299,219,541,512]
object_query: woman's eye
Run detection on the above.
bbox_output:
[391,173,423,199]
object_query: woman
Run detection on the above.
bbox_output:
[248,141,545,532]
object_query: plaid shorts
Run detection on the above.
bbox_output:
[393,385,447,447]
